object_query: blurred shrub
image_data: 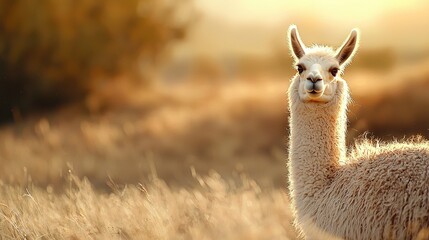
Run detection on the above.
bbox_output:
[0,0,193,122]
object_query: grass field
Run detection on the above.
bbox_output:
[0,173,297,239]
[0,78,298,239]
[1,60,429,239]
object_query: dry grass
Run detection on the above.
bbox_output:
[0,172,297,239]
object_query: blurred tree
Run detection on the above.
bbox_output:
[0,0,193,122]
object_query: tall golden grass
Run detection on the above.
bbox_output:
[0,172,297,239]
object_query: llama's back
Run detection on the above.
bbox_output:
[312,139,429,239]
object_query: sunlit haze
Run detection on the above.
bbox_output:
[197,0,427,25]
[186,0,429,58]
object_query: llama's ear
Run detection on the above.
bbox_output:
[336,28,360,66]
[288,25,306,60]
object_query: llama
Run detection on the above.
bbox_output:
[287,25,429,240]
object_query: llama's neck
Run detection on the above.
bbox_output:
[288,79,349,201]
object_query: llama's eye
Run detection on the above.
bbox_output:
[297,65,304,74]
[330,68,339,77]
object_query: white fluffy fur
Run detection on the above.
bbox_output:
[287,26,429,240]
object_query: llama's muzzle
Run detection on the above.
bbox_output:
[305,79,324,93]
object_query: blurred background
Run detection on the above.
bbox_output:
[1,0,429,190]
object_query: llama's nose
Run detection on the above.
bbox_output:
[307,76,322,83]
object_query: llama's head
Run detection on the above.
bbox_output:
[288,25,359,103]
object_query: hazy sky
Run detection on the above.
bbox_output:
[196,0,427,26]
[175,0,429,59]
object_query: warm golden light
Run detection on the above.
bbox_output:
[1,1,429,238]
[197,0,428,25]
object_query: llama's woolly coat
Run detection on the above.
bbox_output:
[288,75,429,240]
